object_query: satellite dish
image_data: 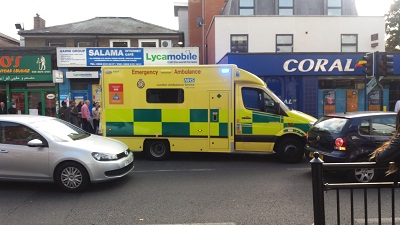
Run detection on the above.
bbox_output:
[196,17,204,27]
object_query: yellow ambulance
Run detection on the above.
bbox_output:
[100,64,316,163]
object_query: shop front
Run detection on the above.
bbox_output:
[0,54,58,116]
[219,53,400,118]
[56,47,200,110]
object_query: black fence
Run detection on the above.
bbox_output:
[311,152,400,225]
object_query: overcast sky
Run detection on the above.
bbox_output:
[0,0,394,40]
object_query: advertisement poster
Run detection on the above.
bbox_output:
[323,90,336,114]
[109,84,123,104]
[368,90,381,111]
[92,84,101,104]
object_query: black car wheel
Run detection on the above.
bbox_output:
[145,140,170,161]
[54,161,90,192]
[276,137,304,163]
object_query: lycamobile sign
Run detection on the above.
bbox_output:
[144,48,199,65]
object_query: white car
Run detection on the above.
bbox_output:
[0,115,134,192]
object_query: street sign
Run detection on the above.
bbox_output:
[366,76,383,94]
[371,33,378,48]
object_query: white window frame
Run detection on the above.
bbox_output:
[139,39,159,48]
[109,39,130,47]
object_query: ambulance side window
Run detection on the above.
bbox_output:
[242,88,278,114]
[146,89,184,103]
[242,88,263,111]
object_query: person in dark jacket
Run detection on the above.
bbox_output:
[8,102,17,114]
[370,111,400,175]
[0,102,7,114]
[69,101,80,127]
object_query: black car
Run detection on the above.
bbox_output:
[305,111,397,183]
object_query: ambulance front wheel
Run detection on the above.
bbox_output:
[144,139,170,161]
[275,137,304,163]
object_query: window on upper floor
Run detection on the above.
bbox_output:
[341,34,357,52]
[46,40,66,47]
[279,0,294,15]
[110,39,130,47]
[239,0,254,15]
[139,39,158,47]
[276,34,293,52]
[327,0,342,15]
[231,34,248,53]
[76,41,95,47]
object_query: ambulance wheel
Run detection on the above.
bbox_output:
[145,140,170,161]
[276,137,304,163]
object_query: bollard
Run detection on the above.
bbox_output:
[311,152,325,225]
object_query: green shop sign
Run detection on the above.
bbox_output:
[0,55,52,82]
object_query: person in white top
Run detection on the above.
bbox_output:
[92,102,101,134]
[395,100,400,113]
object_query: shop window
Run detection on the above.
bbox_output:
[139,39,158,47]
[231,34,248,53]
[239,0,254,15]
[341,34,357,52]
[327,0,342,15]
[146,89,184,103]
[110,39,130,47]
[276,34,293,53]
[278,0,293,15]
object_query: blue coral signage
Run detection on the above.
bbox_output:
[220,53,400,76]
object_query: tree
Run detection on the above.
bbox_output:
[386,0,400,52]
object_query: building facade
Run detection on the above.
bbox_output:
[0,47,58,116]
[12,15,187,116]
[182,0,393,118]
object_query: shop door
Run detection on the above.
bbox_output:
[71,91,88,104]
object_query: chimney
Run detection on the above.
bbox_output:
[34,13,45,29]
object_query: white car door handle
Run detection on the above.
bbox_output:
[0,150,9,153]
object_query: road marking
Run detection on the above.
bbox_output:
[355,218,400,224]
[133,168,216,173]
[148,223,236,225]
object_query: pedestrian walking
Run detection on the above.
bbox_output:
[69,101,80,127]
[8,102,17,114]
[371,111,400,175]
[80,100,92,133]
[0,102,7,114]
[92,102,101,134]
[59,101,70,122]
[395,99,400,113]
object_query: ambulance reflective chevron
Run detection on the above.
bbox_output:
[100,65,317,163]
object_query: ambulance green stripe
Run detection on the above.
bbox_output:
[134,109,161,122]
[219,123,228,137]
[252,113,280,123]
[190,109,208,122]
[163,122,190,136]
[106,122,133,136]
[242,126,252,134]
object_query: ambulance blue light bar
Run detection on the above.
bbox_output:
[220,68,231,74]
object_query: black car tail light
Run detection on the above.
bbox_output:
[334,137,346,150]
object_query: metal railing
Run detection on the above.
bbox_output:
[311,152,400,225]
